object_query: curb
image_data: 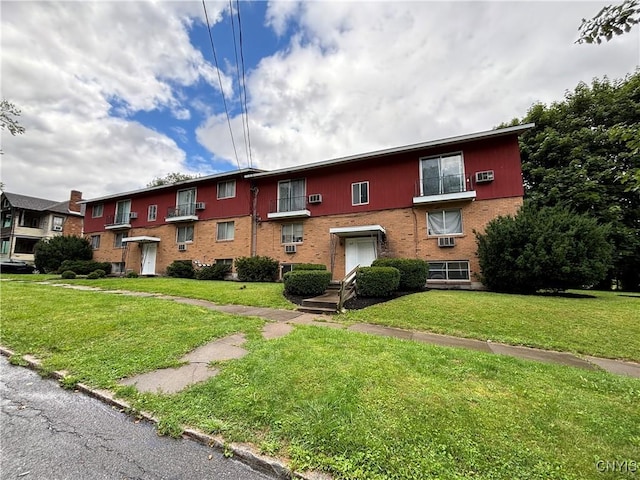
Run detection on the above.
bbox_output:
[0,346,331,480]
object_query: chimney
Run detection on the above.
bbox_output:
[69,190,83,213]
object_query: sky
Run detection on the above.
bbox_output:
[1,0,638,202]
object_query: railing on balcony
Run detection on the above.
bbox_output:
[167,203,196,218]
[106,212,131,227]
[413,174,476,204]
[267,196,311,219]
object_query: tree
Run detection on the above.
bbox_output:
[577,0,640,44]
[514,72,640,291]
[0,99,26,137]
[34,235,93,273]
[146,172,198,187]
[476,205,612,294]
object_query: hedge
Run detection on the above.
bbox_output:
[235,256,279,282]
[293,263,327,271]
[166,260,195,279]
[356,266,400,297]
[284,270,332,296]
[61,270,77,279]
[372,258,428,291]
[195,264,232,281]
[57,260,112,275]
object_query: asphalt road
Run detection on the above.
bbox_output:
[0,356,273,480]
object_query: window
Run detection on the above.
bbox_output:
[217,180,236,199]
[14,238,38,254]
[352,181,369,206]
[281,223,303,243]
[52,216,64,231]
[147,204,157,222]
[176,225,194,243]
[278,179,306,212]
[216,258,233,266]
[176,188,196,216]
[115,200,131,224]
[92,204,104,218]
[1,213,11,228]
[114,232,127,248]
[428,261,470,281]
[90,235,101,249]
[216,221,235,241]
[111,262,125,275]
[1,238,9,255]
[421,153,465,196]
[427,209,462,236]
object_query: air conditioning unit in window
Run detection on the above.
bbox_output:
[438,237,456,247]
[308,194,322,204]
[195,202,206,210]
[284,244,297,254]
[178,243,187,252]
[475,170,495,183]
[52,225,63,232]
[129,212,138,219]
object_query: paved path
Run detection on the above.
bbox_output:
[29,282,640,380]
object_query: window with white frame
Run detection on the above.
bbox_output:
[52,216,64,231]
[90,235,101,249]
[115,200,131,224]
[421,153,465,196]
[428,261,470,281]
[427,209,462,236]
[278,179,306,212]
[147,204,157,222]
[92,204,104,218]
[352,181,369,206]
[216,221,235,241]
[281,223,303,243]
[217,180,236,199]
[176,188,196,216]
[114,232,127,248]
[176,225,194,243]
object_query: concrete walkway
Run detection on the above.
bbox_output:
[35,282,640,381]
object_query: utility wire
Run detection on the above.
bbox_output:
[236,0,253,167]
[228,0,250,167]
[202,0,241,170]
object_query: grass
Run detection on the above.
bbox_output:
[339,289,640,362]
[2,274,295,310]
[1,281,639,479]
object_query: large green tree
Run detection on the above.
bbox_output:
[577,0,640,44]
[513,72,640,290]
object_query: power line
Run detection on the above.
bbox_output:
[228,0,250,167]
[236,0,253,168]
[201,0,241,170]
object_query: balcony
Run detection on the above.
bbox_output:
[166,203,199,223]
[267,196,311,219]
[413,174,476,205]
[105,213,132,230]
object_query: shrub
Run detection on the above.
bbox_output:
[293,264,327,271]
[61,270,77,279]
[235,256,279,282]
[195,264,232,281]
[93,269,107,278]
[283,270,332,296]
[58,260,111,275]
[166,260,195,279]
[126,271,139,278]
[34,235,92,273]
[86,271,101,279]
[372,258,428,291]
[476,204,613,294]
[356,267,400,297]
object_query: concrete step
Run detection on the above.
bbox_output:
[296,305,338,314]
[302,299,339,309]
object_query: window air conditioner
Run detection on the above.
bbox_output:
[284,244,297,254]
[178,243,187,252]
[475,170,495,183]
[52,225,63,232]
[129,212,138,219]
[195,202,206,210]
[308,194,322,204]
[437,237,456,247]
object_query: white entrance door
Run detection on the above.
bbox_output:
[345,237,377,274]
[140,243,158,276]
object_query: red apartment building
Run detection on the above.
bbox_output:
[83,124,531,288]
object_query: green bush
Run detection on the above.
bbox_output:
[61,270,77,279]
[476,204,613,294]
[356,266,400,297]
[58,260,111,275]
[293,264,327,271]
[34,235,92,273]
[235,256,279,282]
[166,260,195,279]
[372,258,428,291]
[93,269,107,278]
[126,271,139,278]
[283,270,332,296]
[86,271,101,279]
[195,264,232,281]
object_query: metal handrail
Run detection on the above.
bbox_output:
[337,265,359,311]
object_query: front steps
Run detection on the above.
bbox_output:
[297,282,341,314]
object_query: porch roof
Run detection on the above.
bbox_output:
[329,225,386,237]
[121,236,161,243]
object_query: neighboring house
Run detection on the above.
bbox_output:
[0,190,84,264]
[83,124,531,288]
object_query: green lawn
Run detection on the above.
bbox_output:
[339,289,640,362]
[1,281,638,480]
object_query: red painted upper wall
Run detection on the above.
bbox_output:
[83,176,254,234]
[253,134,524,220]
